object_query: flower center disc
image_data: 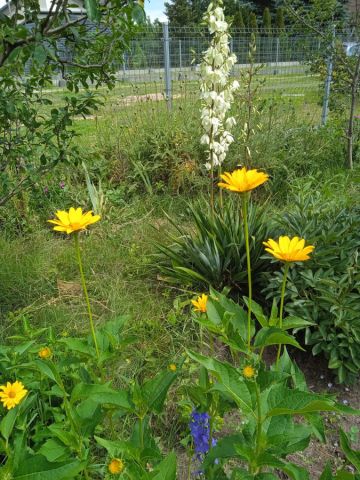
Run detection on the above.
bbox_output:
[8,390,16,398]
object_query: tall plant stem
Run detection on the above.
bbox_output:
[219,164,223,209]
[241,196,252,352]
[252,383,262,474]
[74,232,100,361]
[276,262,290,367]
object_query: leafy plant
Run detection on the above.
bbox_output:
[187,289,359,479]
[0,317,179,479]
[262,189,360,383]
[155,197,273,292]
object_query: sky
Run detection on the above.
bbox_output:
[0,0,168,21]
[145,0,167,22]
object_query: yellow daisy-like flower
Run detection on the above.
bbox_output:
[38,347,52,359]
[168,363,177,372]
[242,365,256,379]
[218,167,269,194]
[108,458,125,474]
[191,294,208,313]
[0,381,28,410]
[263,236,315,262]
[48,207,100,234]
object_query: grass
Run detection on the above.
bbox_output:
[0,194,201,378]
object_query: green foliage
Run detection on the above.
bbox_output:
[275,7,285,29]
[155,198,273,291]
[0,317,179,479]
[187,289,360,478]
[262,189,360,383]
[0,0,142,207]
[262,8,272,33]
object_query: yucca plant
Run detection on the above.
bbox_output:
[154,197,273,294]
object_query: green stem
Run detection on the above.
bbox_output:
[276,262,290,367]
[139,415,145,450]
[253,383,262,474]
[242,196,252,352]
[74,232,100,361]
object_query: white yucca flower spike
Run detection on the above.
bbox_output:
[199,0,239,172]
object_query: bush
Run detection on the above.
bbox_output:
[155,197,273,294]
[262,188,360,383]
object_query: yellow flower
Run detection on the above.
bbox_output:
[48,207,100,234]
[0,381,28,410]
[191,294,208,313]
[218,167,269,194]
[168,363,177,372]
[38,347,52,359]
[242,365,256,379]
[108,458,125,474]
[263,236,315,262]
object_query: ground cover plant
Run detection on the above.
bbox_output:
[0,0,359,478]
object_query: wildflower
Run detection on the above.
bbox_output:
[242,365,256,379]
[38,347,52,359]
[59,181,65,189]
[48,207,100,234]
[263,236,314,262]
[108,458,125,474]
[191,294,208,313]
[0,381,27,410]
[218,167,269,194]
[168,363,177,372]
[189,410,217,460]
[200,1,239,170]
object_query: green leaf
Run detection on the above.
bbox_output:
[152,452,177,479]
[265,386,339,418]
[84,0,100,21]
[13,456,86,479]
[0,407,18,441]
[59,338,95,356]
[38,439,69,463]
[187,351,255,417]
[319,462,334,480]
[339,429,360,471]
[71,383,132,411]
[254,327,304,351]
[142,369,179,414]
[282,317,315,330]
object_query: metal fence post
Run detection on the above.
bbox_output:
[163,22,172,110]
[321,26,335,126]
[179,39,182,71]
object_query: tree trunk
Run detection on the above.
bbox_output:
[347,53,360,169]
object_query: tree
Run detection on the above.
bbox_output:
[284,0,358,169]
[249,11,258,31]
[232,9,245,29]
[0,0,142,207]
[263,7,272,33]
[275,7,285,29]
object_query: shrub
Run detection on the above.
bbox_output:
[262,189,360,383]
[155,197,273,293]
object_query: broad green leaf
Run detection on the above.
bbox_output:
[152,452,177,480]
[71,383,132,410]
[187,351,255,417]
[95,436,138,459]
[59,338,94,356]
[0,407,18,441]
[243,296,268,327]
[142,369,178,414]
[319,462,334,480]
[203,434,247,467]
[282,317,315,330]
[38,439,69,463]
[254,327,304,351]
[339,429,360,471]
[265,386,338,418]
[13,456,86,479]
[84,0,100,21]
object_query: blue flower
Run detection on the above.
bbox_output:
[189,410,217,459]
